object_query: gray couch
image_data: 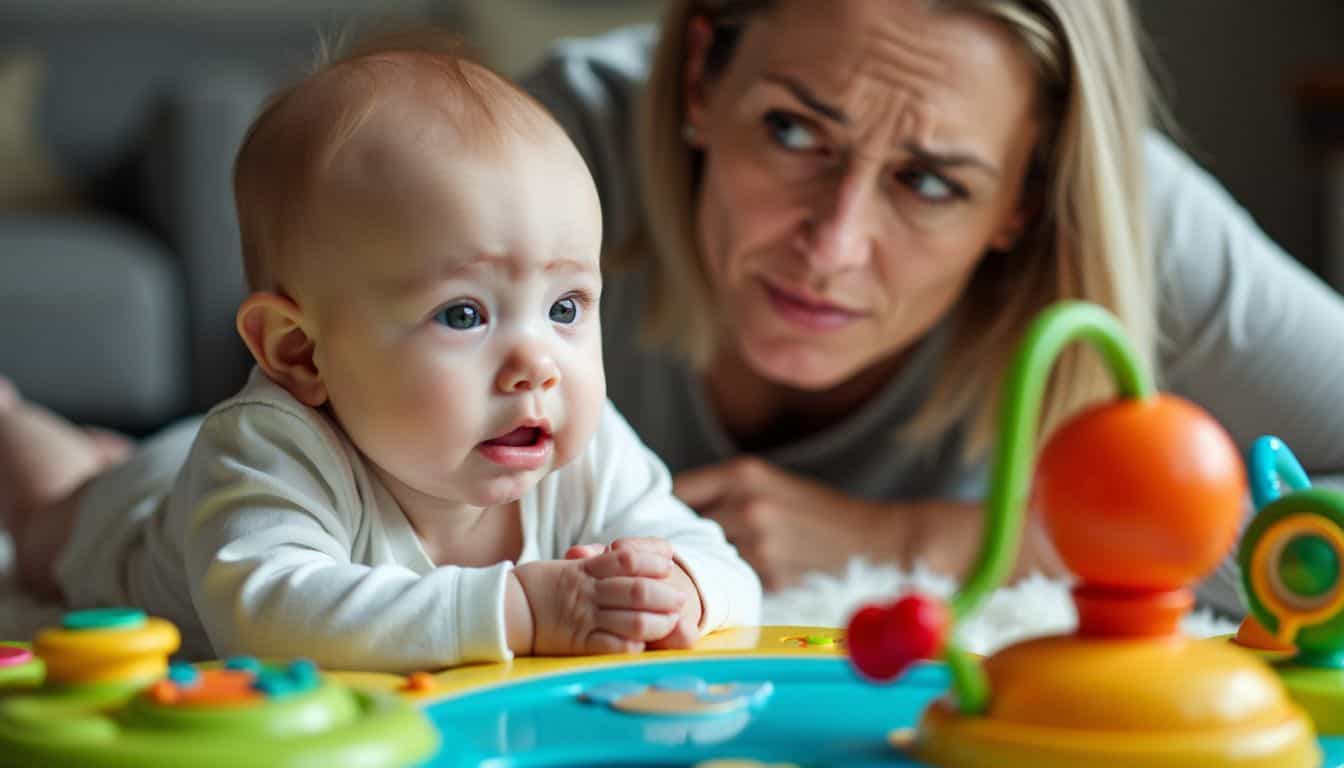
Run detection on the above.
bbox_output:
[0,18,325,432]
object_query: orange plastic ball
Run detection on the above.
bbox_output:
[1034,394,1246,591]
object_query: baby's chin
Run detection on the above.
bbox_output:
[457,470,550,509]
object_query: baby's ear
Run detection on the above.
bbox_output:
[235,292,328,407]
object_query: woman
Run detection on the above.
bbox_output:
[522,0,1344,602]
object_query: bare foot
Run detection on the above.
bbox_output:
[0,377,16,412]
[0,395,129,598]
[86,428,135,465]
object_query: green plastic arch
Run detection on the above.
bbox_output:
[942,300,1154,714]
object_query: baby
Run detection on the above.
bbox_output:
[0,38,760,671]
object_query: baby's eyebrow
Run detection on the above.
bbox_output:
[411,255,597,287]
[458,255,596,276]
[542,258,597,274]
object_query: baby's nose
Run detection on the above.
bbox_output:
[496,346,560,393]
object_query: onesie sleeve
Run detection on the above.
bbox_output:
[574,402,763,632]
[179,402,512,672]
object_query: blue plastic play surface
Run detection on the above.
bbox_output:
[416,656,1344,767]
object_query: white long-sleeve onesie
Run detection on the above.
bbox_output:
[56,370,762,672]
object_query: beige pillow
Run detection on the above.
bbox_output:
[0,50,77,212]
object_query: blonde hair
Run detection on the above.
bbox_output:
[234,27,553,292]
[636,0,1158,459]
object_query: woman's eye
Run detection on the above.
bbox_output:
[899,169,961,202]
[549,297,579,325]
[435,302,484,330]
[764,110,819,151]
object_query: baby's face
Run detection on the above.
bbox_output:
[299,115,605,509]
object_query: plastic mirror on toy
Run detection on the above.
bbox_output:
[1233,435,1344,733]
[0,607,438,768]
[846,301,1320,768]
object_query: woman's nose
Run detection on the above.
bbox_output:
[802,172,877,273]
[495,342,560,393]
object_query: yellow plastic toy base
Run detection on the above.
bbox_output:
[912,634,1319,768]
[328,626,846,701]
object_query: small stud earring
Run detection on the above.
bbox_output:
[682,122,699,144]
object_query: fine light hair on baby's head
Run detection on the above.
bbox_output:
[234,26,557,292]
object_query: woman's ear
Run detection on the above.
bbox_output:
[988,212,1028,253]
[235,292,328,407]
[682,14,716,147]
[989,189,1043,253]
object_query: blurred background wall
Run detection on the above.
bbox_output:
[1134,0,1344,283]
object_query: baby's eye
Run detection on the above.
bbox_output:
[435,302,484,330]
[549,297,579,325]
[764,110,819,151]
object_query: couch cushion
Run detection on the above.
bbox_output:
[0,18,318,186]
[0,215,188,428]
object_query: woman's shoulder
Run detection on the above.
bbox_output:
[1143,131,1258,272]
[521,23,656,95]
[521,24,657,262]
[519,23,654,149]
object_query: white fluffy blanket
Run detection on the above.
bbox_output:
[762,558,1237,651]
[0,531,1234,653]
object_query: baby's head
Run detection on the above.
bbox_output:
[233,35,605,507]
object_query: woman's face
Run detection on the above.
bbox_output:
[686,0,1042,390]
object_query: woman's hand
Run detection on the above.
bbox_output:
[673,458,893,590]
[673,457,1069,590]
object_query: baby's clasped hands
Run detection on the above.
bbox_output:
[511,537,702,656]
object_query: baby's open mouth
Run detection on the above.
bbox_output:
[483,426,549,448]
[478,424,553,470]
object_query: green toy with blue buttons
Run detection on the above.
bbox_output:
[0,608,438,768]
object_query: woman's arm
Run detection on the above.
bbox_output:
[674,457,1066,589]
[1150,133,1344,472]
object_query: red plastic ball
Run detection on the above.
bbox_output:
[847,594,950,682]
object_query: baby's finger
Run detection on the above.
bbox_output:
[608,537,674,558]
[648,620,700,651]
[596,609,680,642]
[596,577,687,613]
[584,631,644,655]
[582,548,673,579]
[564,544,606,560]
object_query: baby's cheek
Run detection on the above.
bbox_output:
[559,368,605,464]
[394,375,476,448]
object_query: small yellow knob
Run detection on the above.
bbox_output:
[35,611,180,686]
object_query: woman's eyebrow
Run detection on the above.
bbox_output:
[904,141,1000,178]
[761,73,847,124]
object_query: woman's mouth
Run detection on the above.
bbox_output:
[760,280,865,332]
[478,425,552,470]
